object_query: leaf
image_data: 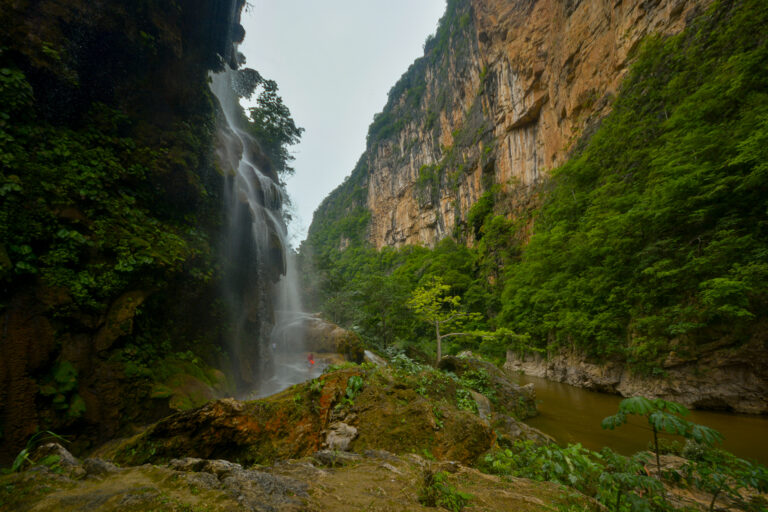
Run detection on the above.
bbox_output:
[654,398,689,416]
[648,410,688,435]
[11,448,29,472]
[38,454,61,468]
[601,412,627,430]
[689,424,723,446]
[618,396,655,415]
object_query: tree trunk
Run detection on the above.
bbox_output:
[653,427,661,479]
[709,485,722,512]
[435,321,441,366]
[381,309,387,342]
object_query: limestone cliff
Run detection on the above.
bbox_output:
[310,0,710,249]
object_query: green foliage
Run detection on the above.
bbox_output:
[305,0,768,374]
[390,353,427,376]
[418,469,472,511]
[308,377,325,395]
[246,79,304,177]
[456,368,495,403]
[6,431,67,473]
[408,277,483,364]
[602,397,723,477]
[0,64,218,315]
[454,388,477,413]
[482,442,667,512]
[499,0,768,368]
[466,188,495,239]
[683,449,768,511]
[343,375,364,406]
[38,361,85,420]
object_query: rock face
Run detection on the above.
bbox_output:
[310,0,711,249]
[504,336,768,414]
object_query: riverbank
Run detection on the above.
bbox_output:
[514,374,768,465]
[504,339,768,415]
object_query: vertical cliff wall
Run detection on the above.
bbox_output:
[310,0,711,250]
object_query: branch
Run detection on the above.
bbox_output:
[438,311,474,325]
[440,332,477,339]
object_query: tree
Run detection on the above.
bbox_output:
[407,277,481,365]
[683,449,768,512]
[246,79,304,177]
[602,397,723,478]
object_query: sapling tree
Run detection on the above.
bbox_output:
[602,397,723,478]
[407,277,481,365]
[598,448,664,512]
[683,448,768,511]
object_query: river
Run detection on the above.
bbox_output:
[515,374,768,465]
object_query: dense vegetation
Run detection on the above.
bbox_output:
[302,0,768,372]
[0,63,219,315]
[0,6,231,452]
[0,0,302,459]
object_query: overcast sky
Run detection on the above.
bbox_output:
[239,1,446,245]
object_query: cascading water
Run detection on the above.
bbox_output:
[210,68,319,397]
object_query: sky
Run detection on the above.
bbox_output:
[239,1,446,245]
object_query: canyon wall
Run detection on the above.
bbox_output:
[310,0,710,250]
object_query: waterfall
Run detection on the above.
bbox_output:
[210,68,316,397]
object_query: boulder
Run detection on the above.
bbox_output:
[313,450,362,467]
[304,315,364,362]
[31,443,83,477]
[324,422,358,451]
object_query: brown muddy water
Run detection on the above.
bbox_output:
[516,374,768,465]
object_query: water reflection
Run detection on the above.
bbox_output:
[517,374,768,464]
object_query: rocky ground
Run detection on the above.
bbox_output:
[0,443,594,511]
[1,355,565,511]
[2,353,764,511]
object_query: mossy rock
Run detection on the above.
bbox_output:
[304,316,365,362]
[438,354,537,419]
[96,365,530,467]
